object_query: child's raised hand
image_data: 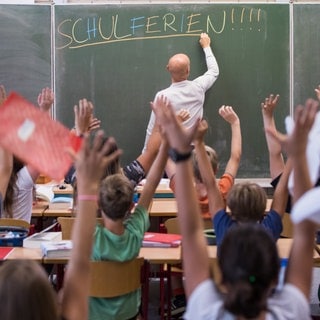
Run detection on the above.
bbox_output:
[315,85,320,101]
[74,98,93,136]
[176,108,191,123]
[193,119,208,144]
[38,87,54,112]
[219,105,239,125]
[266,98,319,157]
[261,94,280,118]
[0,85,7,107]
[151,95,198,152]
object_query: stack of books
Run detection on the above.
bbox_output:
[142,232,182,248]
[41,240,73,258]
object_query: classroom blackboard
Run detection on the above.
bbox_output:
[293,4,320,106]
[54,4,290,178]
[0,5,51,106]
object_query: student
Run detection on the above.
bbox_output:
[261,94,285,181]
[142,32,219,152]
[165,105,241,315]
[195,117,291,247]
[151,95,319,320]
[168,105,241,216]
[0,85,12,217]
[0,131,122,320]
[261,91,320,216]
[193,105,241,215]
[2,86,54,222]
[88,96,170,320]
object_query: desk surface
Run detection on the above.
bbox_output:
[4,239,320,266]
[149,198,273,217]
[43,202,74,217]
[206,238,320,261]
[32,201,49,217]
[5,247,43,261]
[42,246,182,265]
[52,184,73,195]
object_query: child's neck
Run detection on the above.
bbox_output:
[103,216,125,235]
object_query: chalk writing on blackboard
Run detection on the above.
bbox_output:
[56,7,263,50]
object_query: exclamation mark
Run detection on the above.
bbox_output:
[231,8,234,30]
[240,7,245,31]
[257,9,261,32]
[249,8,253,30]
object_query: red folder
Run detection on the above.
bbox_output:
[0,92,82,181]
[143,232,182,248]
[0,247,14,259]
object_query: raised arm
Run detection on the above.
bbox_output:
[73,98,95,136]
[0,85,12,199]
[37,87,54,114]
[61,132,121,320]
[26,87,54,181]
[193,119,224,218]
[196,32,219,91]
[268,99,319,299]
[270,157,292,218]
[152,97,210,298]
[261,94,285,179]
[137,96,169,210]
[219,105,242,179]
[315,85,320,101]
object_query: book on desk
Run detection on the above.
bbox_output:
[41,240,72,258]
[142,232,182,248]
[23,231,62,249]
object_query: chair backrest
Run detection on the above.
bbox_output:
[281,212,293,238]
[0,218,30,230]
[57,217,104,240]
[89,257,144,298]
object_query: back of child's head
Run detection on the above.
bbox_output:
[227,182,267,222]
[219,223,280,319]
[99,173,134,221]
[192,145,218,182]
[0,260,58,320]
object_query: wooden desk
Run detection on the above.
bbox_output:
[139,246,181,265]
[207,238,320,261]
[5,247,43,261]
[149,198,273,218]
[149,198,177,218]
[32,201,49,217]
[52,184,73,196]
[43,202,73,218]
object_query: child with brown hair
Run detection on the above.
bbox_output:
[89,96,170,320]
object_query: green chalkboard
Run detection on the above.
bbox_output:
[55,4,290,178]
[294,4,320,106]
[0,5,51,105]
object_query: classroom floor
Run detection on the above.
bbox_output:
[147,277,183,320]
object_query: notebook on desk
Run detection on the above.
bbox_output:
[142,232,182,248]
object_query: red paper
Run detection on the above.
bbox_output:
[0,247,14,259]
[143,232,182,247]
[0,92,82,181]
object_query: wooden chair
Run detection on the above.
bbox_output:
[90,258,144,298]
[0,218,30,230]
[57,217,103,240]
[281,212,293,238]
